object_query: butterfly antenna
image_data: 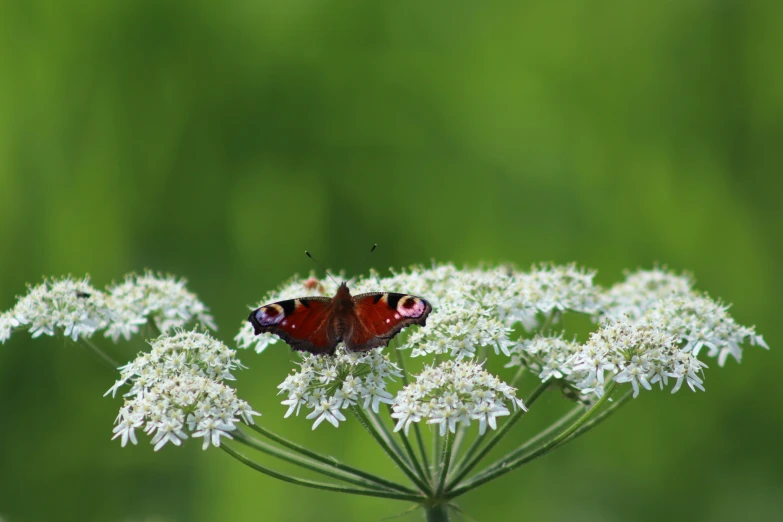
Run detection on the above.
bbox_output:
[354,243,377,275]
[305,251,340,286]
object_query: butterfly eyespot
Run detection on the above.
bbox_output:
[397,297,426,318]
[256,304,285,325]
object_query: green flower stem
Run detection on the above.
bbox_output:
[425,503,450,522]
[367,407,413,469]
[476,403,582,479]
[553,389,633,447]
[234,430,402,492]
[469,388,632,484]
[353,406,431,494]
[385,404,430,487]
[432,424,441,478]
[246,423,414,494]
[448,428,467,473]
[537,310,559,335]
[436,432,454,497]
[220,444,424,502]
[448,382,618,498]
[447,380,550,489]
[78,338,119,369]
[394,346,431,479]
[509,365,526,387]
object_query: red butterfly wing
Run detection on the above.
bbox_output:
[248,297,338,355]
[346,293,432,352]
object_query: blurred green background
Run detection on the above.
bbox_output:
[1,1,781,521]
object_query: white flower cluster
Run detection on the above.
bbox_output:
[241,264,767,429]
[513,263,601,324]
[506,334,581,384]
[0,311,18,343]
[506,268,768,400]
[568,319,702,398]
[105,272,217,341]
[1,272,215,345]
[600,267,695,322]
[277,347,402,429]
[5,276,107,341]
[391,360,526,436]
[641,294,768,367]
[236,263,600,360]
[107,331,260,450]
[382,263,600,359]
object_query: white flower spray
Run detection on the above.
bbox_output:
[2,263,768,521]
[107,330,259,450]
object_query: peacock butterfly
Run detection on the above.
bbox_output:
[247,255,432,355]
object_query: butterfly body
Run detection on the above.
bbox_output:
[248,282,431,355]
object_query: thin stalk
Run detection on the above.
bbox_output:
[449,427,467,472]
[536,310,559,335]
[220,444,423,502]
[475,404,582,479]
[352,406,431,494]
[368,406,413,468]
[394,345,431,479]
[79,338,119,369]
[431,423,441,479]
[470,388,632,483]
[436,432,454,497]
[246,423,413,493]
[448,380,550,488]
[448,382,618,498]
[385,404,429,487]
[233,430,396,492]
[554,389,633,447]
[509,365,526,387]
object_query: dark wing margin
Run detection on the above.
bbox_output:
[247,297,338,355]
[346,292,432,352]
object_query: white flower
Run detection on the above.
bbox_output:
[3,272,215,345]
[10,276,107,341]
[567,318,705,399]
[106,330,259,450]
[105,271,216,341]
[237,263,600,361]
[392,360,525,436]
[601,267,694,322]
[514,263,601,324]
[190,416,236,450]
[277,347,401,429]
[0,311,20,344]
[306,396,347,429]
[642,294,768,366]
[506,334,581,383]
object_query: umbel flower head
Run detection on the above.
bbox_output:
[392,360,525,436]
[1,272,215,345]
[277,347,402,429]
[107,330,260,450]
[506,269,768,400]
[243,264,768,430]
[105,271,217,341]
[236,263,601,360]
[8,276,107,341]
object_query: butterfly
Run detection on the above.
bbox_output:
[247,280,432,356]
